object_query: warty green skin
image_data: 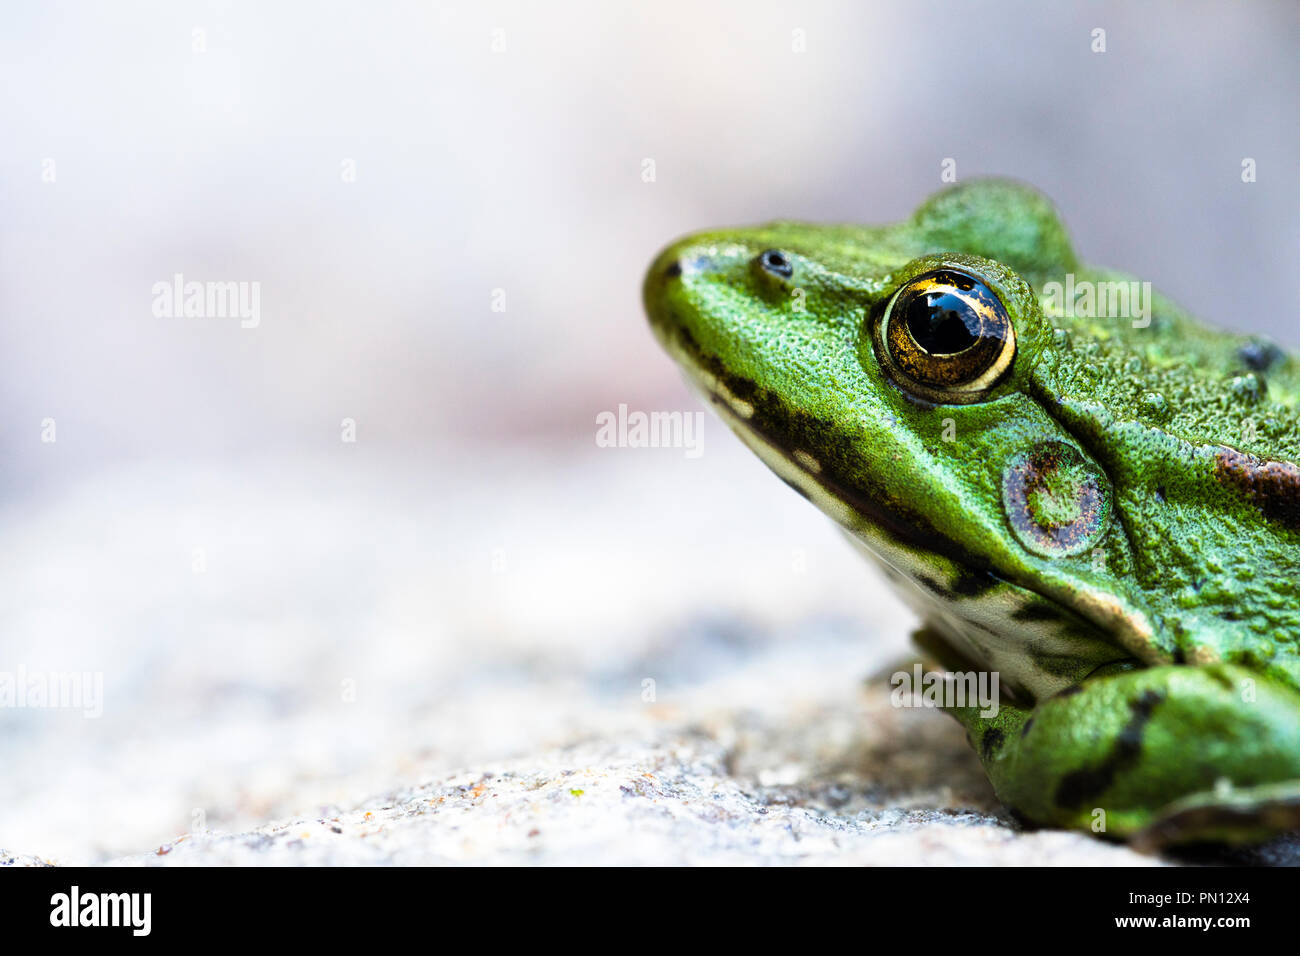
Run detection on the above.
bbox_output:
[643,179,1300,844]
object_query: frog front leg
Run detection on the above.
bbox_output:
[946,664,1300,845]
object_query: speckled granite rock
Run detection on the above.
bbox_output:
[110,622,1163,866]
[115,723,1155,866]
[1,450,1296,866]
[1,850,53,866]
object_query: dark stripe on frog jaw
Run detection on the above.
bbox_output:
[1011,602,1063,623]
[1053,689,1163,810]
[914,572,998,603]
[953,570,999,596]
[673,326,994,572]
[1212,446,1300,530]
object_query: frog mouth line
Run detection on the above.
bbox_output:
[701,378,994,578]
[657,321,991,574]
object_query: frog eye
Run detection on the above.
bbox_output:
[878,269,1016,400]
[756,249,794,279]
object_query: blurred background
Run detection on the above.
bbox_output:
[0,1,1296,862]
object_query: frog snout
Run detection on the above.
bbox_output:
[648,240,717,284]
[645,240,711,329]
[649,248,686,285]
[644,237,757,342]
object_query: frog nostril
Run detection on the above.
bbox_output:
[665,253,716,278]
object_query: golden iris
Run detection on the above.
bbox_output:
[879,269,1015,400]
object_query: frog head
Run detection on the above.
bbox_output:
[644,180,1160,687]
[647,180,1300,841]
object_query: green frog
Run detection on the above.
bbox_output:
[643,179,1300,846]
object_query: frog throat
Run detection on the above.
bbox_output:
[658,319,1160,672]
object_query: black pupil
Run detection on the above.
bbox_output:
[904,290,980,355]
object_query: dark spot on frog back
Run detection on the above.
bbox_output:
[1212,446,1300,530]
[1237,338,1285,373]
[980,727,1005,761]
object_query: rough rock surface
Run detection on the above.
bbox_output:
[110,731,1152,867]
[1,449,1296,865]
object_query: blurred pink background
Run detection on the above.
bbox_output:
[2,1,1296,487]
